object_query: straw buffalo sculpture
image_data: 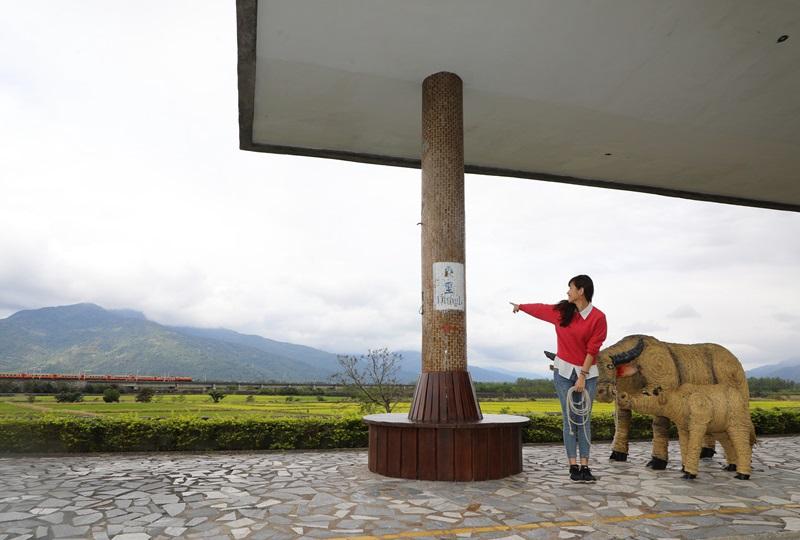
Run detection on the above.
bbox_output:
[595,335,751,471]
[618,384,755,479]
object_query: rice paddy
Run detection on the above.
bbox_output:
[0,394,796,420]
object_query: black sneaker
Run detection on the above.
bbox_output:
[580,465,597,483]
[569,464,582,482]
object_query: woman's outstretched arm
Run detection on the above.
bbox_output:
[513,303,559,325]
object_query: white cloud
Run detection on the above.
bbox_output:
[667,305,701,319]
[1,1,800,373]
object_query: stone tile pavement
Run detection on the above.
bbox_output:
[2,436,800,539]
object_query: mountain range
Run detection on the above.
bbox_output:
[746,360,800,382]
[0,303,525,383]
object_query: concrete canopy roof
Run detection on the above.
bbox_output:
[236,0,800,212]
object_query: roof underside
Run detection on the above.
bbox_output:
[237,0,800,212]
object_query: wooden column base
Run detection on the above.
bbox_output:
[363,413,529,481]
[408,371,482,423]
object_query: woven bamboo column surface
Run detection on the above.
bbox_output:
[421,72,466,373]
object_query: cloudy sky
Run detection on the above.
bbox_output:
[2,2,799,376]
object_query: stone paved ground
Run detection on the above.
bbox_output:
[2,436,800,540]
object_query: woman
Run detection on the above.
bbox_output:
[511,275,607,482]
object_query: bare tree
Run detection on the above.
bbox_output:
[334,348,404,413]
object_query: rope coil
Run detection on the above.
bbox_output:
[566,386,592,439]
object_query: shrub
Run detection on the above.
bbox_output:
[245,395,255,403]
[0,381,20,393]
[750,407,800,435]
[103,388,121,403]
[208,389,226,403]
[0,409,796,454]
[135,388,155,403]
[55,391,83,403]
[0,417,369,453]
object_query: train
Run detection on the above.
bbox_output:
[0,372,192,382]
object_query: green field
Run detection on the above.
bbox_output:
[1,394,798,420]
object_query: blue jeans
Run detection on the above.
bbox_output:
[554,369,597,460]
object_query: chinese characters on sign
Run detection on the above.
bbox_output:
[433,262,465,311]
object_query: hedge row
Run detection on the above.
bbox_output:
[527,408,800,441]
[0,417,368,453]
[2,409,799,453]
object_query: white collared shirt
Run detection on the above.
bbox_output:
[553,303,599,380]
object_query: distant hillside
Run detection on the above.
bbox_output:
[0,304,332,382]
[0,304,529,383]
[170,326,343,377]
[747,359,800,382]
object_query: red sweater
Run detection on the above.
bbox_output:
[520,303,607,366]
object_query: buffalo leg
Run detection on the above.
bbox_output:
[646,415,670,469]
[683,424,706,476]
[729,426,753,477]
[677,428,689,470]
[715,432,737,470]
[610,406,631,460]
[700,434,716,458]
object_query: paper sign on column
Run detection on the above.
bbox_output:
[433,262,465,311]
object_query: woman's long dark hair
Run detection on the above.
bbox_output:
[556,275,594,327]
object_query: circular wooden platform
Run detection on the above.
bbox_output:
[363,413,529,481]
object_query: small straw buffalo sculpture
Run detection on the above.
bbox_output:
[594,335,755,479]
[617,384,755,479]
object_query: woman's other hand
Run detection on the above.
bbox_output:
[510,302,520,313]
[573,374,586,393]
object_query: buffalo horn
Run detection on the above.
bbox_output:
[611,338,645,366]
